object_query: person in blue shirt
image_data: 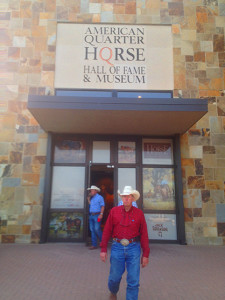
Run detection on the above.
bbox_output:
[118,196,138,208]
[87,185,105,250]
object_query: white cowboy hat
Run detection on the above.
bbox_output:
[87,185,100,192]
[118,186,140,201]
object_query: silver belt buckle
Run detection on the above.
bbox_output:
[120,239,129,246]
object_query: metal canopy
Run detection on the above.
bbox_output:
[27,96,208,136]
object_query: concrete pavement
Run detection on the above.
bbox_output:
[0,243,224,300]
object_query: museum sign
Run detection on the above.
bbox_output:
[55,24,174,90]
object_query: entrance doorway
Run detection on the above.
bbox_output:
[90,165,114,225]
[86,165,114,244]
[43,134,185,244]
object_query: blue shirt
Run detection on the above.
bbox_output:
[89,193,105,213]
[118,200,138,208]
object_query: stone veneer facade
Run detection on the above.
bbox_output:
[0,0,225,245]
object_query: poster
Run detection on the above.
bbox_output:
[142,139,173,165]
[143,168,175,210]
[54,137,86,163]
[118,141,136,163]
[145,213,177,240]
[48,212,83,240]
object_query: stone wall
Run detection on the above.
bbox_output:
[0,0,224,244]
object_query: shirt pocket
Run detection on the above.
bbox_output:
[112,213,121,226]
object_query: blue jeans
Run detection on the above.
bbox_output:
[89,214,102,247]
[108,241,141,300]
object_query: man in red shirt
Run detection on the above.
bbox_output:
[100,186,150,300]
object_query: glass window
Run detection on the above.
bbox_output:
[56,90,112,97]
[144,214,177,240]
[92,141,110,163]
[50,166,85,209]
[117,92,172,98]
[53,137,86,163]
[118,141,136,164]
[143,168,175,211]
[48,212,83,240]
[142,139,173,165]
[56,90,171,98]
[118,168,136,198]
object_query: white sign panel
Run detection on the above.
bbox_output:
[145,213,177,240]
[55,24,174,90]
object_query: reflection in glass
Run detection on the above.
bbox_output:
[92,141,110,163]
[118,142,136,164]
[51,166,85,209]
[54,137,86,163]
[56,90,112,97]
[143,168,175,210]
[117,92,172,98]
[144,213,177,240]
[142,139,173,165]
[118,168,136,199]
[48,212,83,240]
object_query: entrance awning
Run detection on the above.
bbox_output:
[27,96,208,136]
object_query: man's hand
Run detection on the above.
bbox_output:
[141,256,149,268]
[98,213,103,220]
[100,252,107,262]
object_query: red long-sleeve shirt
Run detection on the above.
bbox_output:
[100,206,150,258]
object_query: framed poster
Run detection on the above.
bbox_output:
[54,137,86,163]
[48,212,83,240]
[118,141,136,163]
[51,166,85,209]
[144,213,177,240]
[142,139,173,165]
[143,168,175,210]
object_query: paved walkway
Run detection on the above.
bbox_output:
[0,243,225,300]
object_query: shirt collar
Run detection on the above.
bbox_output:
[122,205,133,213]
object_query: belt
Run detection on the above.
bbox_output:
[90,212,100,216]
[113,237,139,246]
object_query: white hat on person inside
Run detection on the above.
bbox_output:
[87,185,100,192]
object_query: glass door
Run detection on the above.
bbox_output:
[116,139,139,207]
[85,139,115,244]
[142,139,177,241]
[45,134,179,243]
[47,135,87,242]
[88,164,114,226]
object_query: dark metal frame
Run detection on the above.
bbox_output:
[40,133,186,244]
[55,88,173,98]
[40,134,52,243]
[28,95,207,115]
[174,134,186,244]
